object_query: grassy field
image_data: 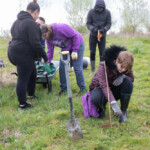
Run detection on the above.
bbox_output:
[0,36,150,150]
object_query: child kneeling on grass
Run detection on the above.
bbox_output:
[82,45,134,123]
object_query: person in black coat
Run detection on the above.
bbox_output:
[8,0,48,110]
[86,0,111,76]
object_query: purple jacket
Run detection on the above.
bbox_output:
[46,23,83,62]
[89,62,134,103]
[82,91,99,118]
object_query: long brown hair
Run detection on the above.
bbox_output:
[40,24,53,39]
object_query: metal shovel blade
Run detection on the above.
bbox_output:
[66,118,83,140]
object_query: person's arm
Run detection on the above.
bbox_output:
[97,63,115,103]
[59,24,80,52]
[46,40,54,63]
[42,39,45,50]
[98,63,122,117]
[125,70,134,82]
[103,11,111,33]
[86,10,95,32]
[26,21,48,62]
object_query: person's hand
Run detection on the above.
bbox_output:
[99,28,104,34]
[111,101,122,117]
[93,27,98,33]
[113,74,125,86]
[71,52,78,60]
[45,60,49,64]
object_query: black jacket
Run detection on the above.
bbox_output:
[86,0,111,37]
[8,11,48,64]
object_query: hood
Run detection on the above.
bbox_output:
[17,11,33,20]
[94,0,106,10]
[103,45,127,69]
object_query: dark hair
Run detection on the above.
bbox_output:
[26,0,40,12]
[40,25,49,33]
[39,17,45,23]
[40,24,53,39]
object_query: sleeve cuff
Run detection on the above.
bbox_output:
[44,56,48,63]
[73,49,77,53]
[111,101,117,105]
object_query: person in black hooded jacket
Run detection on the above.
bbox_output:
[86,0,111,77]
[8,0,48,110]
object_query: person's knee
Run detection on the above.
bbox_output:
[122,78,133,94]
[91,88,105,107]
[91,93,99,107]
[74,65,82,74]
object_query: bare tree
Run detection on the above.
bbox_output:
[120,0,148,36]
[143,2,150,33]
[65,0,94,34]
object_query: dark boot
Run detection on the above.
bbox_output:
[89,61,95,77]
[119,94,131,123]
[58,89,67,96]
[98,106,106,119]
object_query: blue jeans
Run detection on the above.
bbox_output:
[59,42,86,90]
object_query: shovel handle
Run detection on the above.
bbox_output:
[69,97,74,120]
[60,52,70,65]
[61,52,74,120]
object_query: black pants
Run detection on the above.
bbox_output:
[91,78,133,112]
[16,63,36,105]
[89,34,106,61]
[8,47,36,105]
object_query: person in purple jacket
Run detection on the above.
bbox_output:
[40,23,86,95]
[89,45,134,123]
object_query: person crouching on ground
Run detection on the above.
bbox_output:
[7,0,48,110]
[40,23,86,96]
[87,45,134,122]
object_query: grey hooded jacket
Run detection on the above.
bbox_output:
[86,0,111,37]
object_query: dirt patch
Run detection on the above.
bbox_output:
[143,121,150,127]
[0,73,17,86]
[100,123,118,129]
[1,128,22,143]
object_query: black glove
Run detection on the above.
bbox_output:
[111,101,122,117]
[92,27,98,34]
[99,28,105,34]
[113,74,125,86]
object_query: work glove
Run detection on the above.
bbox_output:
[71,52,78,60]
[99,28,105,34]
[45,60,49,64]
[113,74,125,86]
[92,27,98,34]
[111,101,122,117]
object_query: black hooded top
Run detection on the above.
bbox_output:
[86,0,111,37]
[8,11,48,63]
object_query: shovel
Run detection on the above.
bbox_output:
[60,51,83,140]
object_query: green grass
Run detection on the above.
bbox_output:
[0,36,150,150]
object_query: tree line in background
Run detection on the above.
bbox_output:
[0,0,150,38]
[65,0,150,36]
